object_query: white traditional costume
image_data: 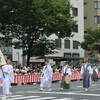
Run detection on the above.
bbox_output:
[40,64,52,89]
[1,64,14,98]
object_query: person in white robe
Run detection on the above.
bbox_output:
[0,59,14,99]
[60,61,71,90]
[40,60,53,91]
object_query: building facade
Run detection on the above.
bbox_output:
[0,37,23,66]
[46,0,84,65]
[84,0,100,58]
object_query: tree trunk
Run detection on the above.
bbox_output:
[22,48,26,66]
[27,45,32,66]
[27,38,34,66]
[27,52,30,66]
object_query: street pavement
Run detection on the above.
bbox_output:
[0,80,100,100]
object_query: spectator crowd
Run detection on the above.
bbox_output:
[13,63,100,75]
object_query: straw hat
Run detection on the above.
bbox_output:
[65,75,71,84]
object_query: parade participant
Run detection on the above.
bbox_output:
[92,63,98,82]
[0,59,14,99]
[60,61,71,90]
[80,58,92,92]
[40,60,53,91]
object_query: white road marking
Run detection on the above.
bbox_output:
[54,98,74,100]
[82,99,90,100]
[0,95,23,98]
[26,91,100,97]
[27,97,56,100]
[72,88,100,93]
[66,92,100,97]
[15,91,25,93]
[7,96,39,100]
[89,88,100,91]
[91,84,98,86]
[76,86,82,88]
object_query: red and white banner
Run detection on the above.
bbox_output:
[0,72,100,84]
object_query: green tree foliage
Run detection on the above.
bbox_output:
[0,0,76,65]
[80,28,100,56]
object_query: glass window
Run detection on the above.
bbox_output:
[64,40,70,49]
[55,38,61,48]
[72,8,78,16]
[73,53,80,57]
[73,41,78,49]
[94,1,100,9]
[64,53,71,57]
[73,25,78,33]
[98,2,100,8]
[94,2,98,9]
[94,16,100,24]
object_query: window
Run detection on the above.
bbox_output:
[72,8,78,16]
[72,53,80,57]
[94,16,100,24]
[73,25,78,33]
[64,53,71,57]
[55,39,61,48]
[94,1,100,9]
[73,41,78,49]
[64,40,70,49]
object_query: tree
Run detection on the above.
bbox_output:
[79,28,100,56]
[0,0,76,66]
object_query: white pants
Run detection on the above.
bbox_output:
[2,78,10,95]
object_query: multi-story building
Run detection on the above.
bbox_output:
[84,0,100,58]
[45,0,84,65]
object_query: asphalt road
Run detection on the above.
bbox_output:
[0,80,100,100]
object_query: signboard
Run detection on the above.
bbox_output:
[1,47,12,54]
[30,57,44,62]
[0,49,7,66]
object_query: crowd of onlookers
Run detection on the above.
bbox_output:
[13,65,61,75]
[13,63,100,75]
[13,65,42,75]
[13,64,82,75]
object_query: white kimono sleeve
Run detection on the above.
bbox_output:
[67,68,71,76]
[61,67,64,77]
[80,66,84,74]
[88,66,93,74]
[8,65,14,83]
[95,68,98,74]
[48,66,53,78]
